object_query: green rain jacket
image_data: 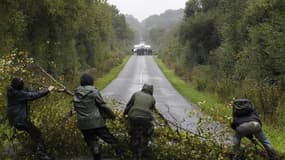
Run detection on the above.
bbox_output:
[73,85,115,130]
[124,84,156,120]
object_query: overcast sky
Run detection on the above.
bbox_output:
[107,0,187,21]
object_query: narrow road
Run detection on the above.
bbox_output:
[102,55,201,132]
[60,56,225,160]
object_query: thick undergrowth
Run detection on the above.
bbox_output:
[0,53,280,160]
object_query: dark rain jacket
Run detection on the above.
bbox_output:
[73,85,115,130]
[231,103,262,130]
[124,84,156,121]
[7,87,49,126]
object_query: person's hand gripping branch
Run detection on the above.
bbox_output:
[48,85,55,92]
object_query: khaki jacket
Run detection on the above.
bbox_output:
[124,84,156,120]
[73,86,115,130]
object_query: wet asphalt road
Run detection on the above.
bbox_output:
[60,56,228,160]
[102,55,201,132]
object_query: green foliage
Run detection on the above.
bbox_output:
[155,1,285,154]
[155,58,231,121]
[0,51,123,159]
[142,9,184,31]
[111,6,134,43]
[0,94,268,160]
[0,0,134,77]
[95,55,130,90]
[179,12,220,66]
[158,0,285,128]
[0,52,276,159]
[155,57,285,154]
[148,28,166,49]
[190,65,213,91]
[128,9,184,49]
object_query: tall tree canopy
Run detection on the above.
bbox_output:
[0,0,134,78]
[158,0,285,122]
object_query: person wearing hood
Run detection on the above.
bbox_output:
[230,99,278,160]
[73,73,122,160]
[124,83,156,159]
[7,78,55,160]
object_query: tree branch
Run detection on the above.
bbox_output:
[35,64,74,96]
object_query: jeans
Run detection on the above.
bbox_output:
[233,121,278,160]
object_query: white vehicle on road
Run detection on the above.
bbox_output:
[132,42,152,55]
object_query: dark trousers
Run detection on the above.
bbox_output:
[13,120,53,160]
[128,118,153,157]
[81,127,120,159]
[14,120,43,146]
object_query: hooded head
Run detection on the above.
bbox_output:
[233,99,255,117]
[141,83,154,95]
[11,78,24,90]
[80,73,94,86]
[233,99,252,108]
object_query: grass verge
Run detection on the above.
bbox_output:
[155,57,285,153]
[95,55,130,90]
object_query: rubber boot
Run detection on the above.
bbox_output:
[92,153,101,160]
[35,143,53,160]
[89,141,101,160]
[133,153,141,160]
[115,148,124,160]
[268,150,279,160]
